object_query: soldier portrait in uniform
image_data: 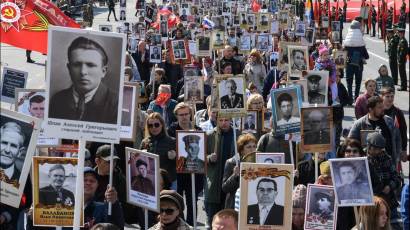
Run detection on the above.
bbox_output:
[240,35,251,51]
[219,78,245,109]
[212,31,225,49]
[126,148,160,212]
[301,107,333,153]
[305,70,328,105]
[333,51,347,69]
[329,157,374,206]
[288,45,308,78]
[184,76,204,103]
[259,14,269,26]
[197,36,211,56]
[176,131,206,174]
[242,111,258,133]
[305,184,337,229]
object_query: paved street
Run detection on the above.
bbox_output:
[0,2,408,229]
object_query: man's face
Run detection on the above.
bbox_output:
[226,82,236,96]
[293,51,305,68]
[68,48,107,95]
[153,48,159,54]
[176,108,191,126]
[280,100,293,118]
[310,117,323,131]
[186,142,200,159]
[50,168,65,189]
[370,102,384,118]
[247,115,253,124]
[212,216,237,230]
[223,48,234,59]
[217,117,231,132]
[0,130,23,169]
[256,181,277,205]
[29,101,45,119]
[339,166,356,185]
[317,197,331,211]
[138,164,147,177]
[84,174,98,197]
[308,79,320,92]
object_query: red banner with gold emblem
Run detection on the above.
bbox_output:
[1,0,80,54]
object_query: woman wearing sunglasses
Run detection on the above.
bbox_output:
[140,112,178,190]
[149,190,192,230]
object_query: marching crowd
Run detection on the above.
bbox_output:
[1,0,409,230]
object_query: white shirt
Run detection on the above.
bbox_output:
[3,165,15,179]
[258,203,274,224]
[277,116,300,126]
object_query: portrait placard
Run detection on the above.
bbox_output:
[278,11,289,29]
[305,28,315,46]
[258,13,270,31]
[240,13,248,29]
[263,109,272,132]
[304,70,329,105]
[44,26,126,143]
[170,39,191,63]
[211,30,225,50]
[294,21,305,37]
[160,21,168,39]
[14,88,60,147]
[176,131,206,174]
[286,79,308,103]
[331,31,340,43]
[197,36,211,57]
[288,45,309,79]
[120,83,138,141]
[1,67,28,103]
[242,110,258,134]
[247,14,256,29]
[256,153,285,164]
[149,45,162,63]
[239,163,293,229]
[278,41,300,73]
[184,76,204,103]
[321,16,329,28]
[329,157,374,207]
[32,156,83,227]
[301,107,333,153]
[360,6,369,19]
[128,37,138,53]
[217,75,247,118]
[271,20,279,34]
[333,50,347,69]
[1,109,40,208]
[240,35,252,52]
[99,25,113,32]
[305,184,338,230]
[331,21,340,32]
[256,34,270,52]
[271,86,302,135]
[125,147,160,212]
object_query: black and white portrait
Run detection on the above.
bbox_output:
[271,86,302,135]
[1,109,40,208]
[99,25,113,32]
[286,80,308,103]
[128,37,138,53]
[242,111,258,133]
[240,35,251,51]
[119,9,126,21]
[288,45,308,78]
[305,70,328,105]
[263,110,272,132]
[212,31,225,49]
[271,20,279,34]
[184,76,204,103]
[329,157,374,206]
[149,45,162,64]
[171,40,188,60]
[321,16,329,28]
[247,14,256,27]
[120,0,126,7]
[294,22,305,37]
[259,13,270,29]
[176,131,206,174]
[331,31,340,43]
[151,34,162,46]
[45,27,125,143]
[197,36,211,56]
[331,21,340,32]
[256,153,285,164]
[279,11,288,27]
[240,13,248,26]
[257,34,270,51]
[301,107,333,152]
[160,21,168,38]
[305,184,337,229]
[305,28,315,46]
[120,84,137,141]
[218,77,245,109]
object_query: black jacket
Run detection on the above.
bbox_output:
[247,203,284,225]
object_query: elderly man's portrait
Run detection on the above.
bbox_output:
[38,163,75,207]
[302,107,331,146]
[330,158,374,206]
[305,71,328,105]
[184,76,204,103]
[256,153,285,164]
[288,46,308,76]
[219,78,245,109]
[305,185,337,229]
[149,46,162,63]
[242,111,257,133]
[176,131,206,173]
[47,29,124,125]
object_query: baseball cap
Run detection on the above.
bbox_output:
[96,145,120,161]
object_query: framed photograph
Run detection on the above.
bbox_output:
[331,31,340,43]
[301,107,333,153]
[322,16,329,28]
[160,21,168,39]
[183,65,201,77]
[240,35,251,52]
[14,88,60,147]
[239,163,293,229]
[294,21,306,37]
[271,20,279,34]
[263,109,272,132]
[333,50,347,69]
[1,109,41,208]
[149,45,162,64]
[170,39,191,63]
[278,42,300,73]
[44,26,126,143]
[288,45,309,79]
[1,67,28,103]
[286,79,308,103]
[99,25,113,32]
[151,34,162,46]
[258,13,270,31]
[305,184,338,230]
[360,130,378,147]
[176,131,206,174]
[271,86,302,135]
[240,13,248,28]
[119,8,126,21]
[329,157,374,206]
[217,75,247,118]
[304,70,329,105]
[331,21,340,32]
[125,147,160,212]
[242,110,258,133]
[256,34,270,52]
[184,76,204,103]
[279,11,289,29]
[180,3,191,21]
[128,36,138,53]
[233,15,240,26]
[197,36,211,57]
[270,52,279,68]
[256,153,285,164]
[32,156,82,227]
[120,83,138,141]
[212,30,225,50]
[247,13,256,28]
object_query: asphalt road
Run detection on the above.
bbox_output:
[0,2,408,229]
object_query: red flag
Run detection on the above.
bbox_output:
[368,0,372,31]
[151,10,180,30]
[251,0,261,13]
[1,0,80,54]
[314,0,319,25]
[393,0,397,23]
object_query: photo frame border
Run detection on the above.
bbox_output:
[301,106,333,153]
[176,130,207,174]
[120,82,139,141]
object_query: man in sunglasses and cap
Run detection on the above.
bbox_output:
[131,159,155,196]
[307,74,326,104]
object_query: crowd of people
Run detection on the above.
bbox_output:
[1,0,409,230]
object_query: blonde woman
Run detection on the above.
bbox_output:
[244,49,267,93]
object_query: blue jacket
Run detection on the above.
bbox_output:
[147,99,177,126]
[401,184,409,230]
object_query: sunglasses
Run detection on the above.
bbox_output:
[148,123,161,128]
[160,208,176,215]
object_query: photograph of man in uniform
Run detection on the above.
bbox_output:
[295,23,305,36]
[243,112,257,132]
[310,190,334,220]
[305,29,314,45]
[198,36,210,51]
[178,134,205,172]
[39,164,75,207]
[49,36,119,124]
[131,159,155,196]
[260,14,269,26]
[307,74,326,104]
[241,13,247,25]
[333,160,372,204]
[120,10,126,21]
[276,93,300,126]
[290,49,307,73]
[160,21,168,37]
[240,36,251,50]
[303,109,330,145]
[213,33,224,47]
[247,14,255,26]
[220,79,244,109]
[186,78,202,102]
[150,46,161,62]
[247,178,284,225]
